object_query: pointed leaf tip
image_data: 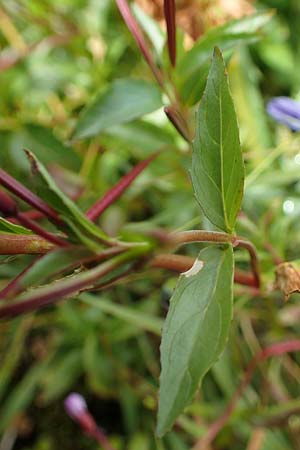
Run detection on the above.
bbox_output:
[191,48,244,232]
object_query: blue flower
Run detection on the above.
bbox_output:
[267,97,300,131]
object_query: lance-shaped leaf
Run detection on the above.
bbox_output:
[191,47,244,233]
[26,151,112,250]
[73,79,163,140]
[157,245,233,436]
[0,217,32,235]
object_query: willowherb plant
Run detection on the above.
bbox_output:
[1,1,298,447]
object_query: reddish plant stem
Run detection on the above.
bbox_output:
[169,231,261,288]
[0,234,54,255]
[234,269,257,287]
[150,254,194,273]
[0,189,17,215]
[92,427,116,450]
[0,169,62,225]
[8,209,44,223]
[0,246,125,301]
[0,188,67,247]
[192,340,300,450]
[0,257,41,300]
[170,230,234,245]
[163,0,176,66]
[86,152,159,222]
[6,209,45,225]
[235,239,260,288]
[0,252,133,318]
[115,0,164,87]
[263,242,283,265]
[16,212,69,247]
[76,410,116,450]
[150,254,258,287]
[164,106,191,142]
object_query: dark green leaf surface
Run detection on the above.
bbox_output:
[157,245,233,436]
[191,48,244,233]
[22,124,81,170]
[73,79,163,140]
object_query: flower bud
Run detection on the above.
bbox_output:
[64,392,87,420]
[64,392,96,434]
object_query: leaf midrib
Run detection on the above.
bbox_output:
[219,80,229,232]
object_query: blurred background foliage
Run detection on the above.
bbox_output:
[1,0,300,449]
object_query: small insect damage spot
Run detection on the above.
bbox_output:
[24,149,39,174]
[183,259,204,277]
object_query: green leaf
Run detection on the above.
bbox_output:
[73,78,163,140]
[157,245,233,436]
[0,217,32,235]
[26,151,111,249]
[80,293,163,336]
[0,361,48,432]
[16,247,94,293]
[104,119,175,153]
[41,350,82,403]
[177,12,272,105]
[22,124,81,171]
[191,47,244,233]
[0,318,30,402]
[0,127,81,183]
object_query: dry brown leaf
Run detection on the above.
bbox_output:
[275,262,300,301]
[135,0,255,41]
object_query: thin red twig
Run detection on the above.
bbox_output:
[0,169,62,225]
[163,0,176,66]
[86,152,159,221]
[16,212,69,247]
[115,0,164,87]
[164,106,191,142]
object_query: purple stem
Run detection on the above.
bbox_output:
[0,257,41,300]
[92,427,116,450]
[116,0,164,87]
[0,189,17,215]
[164,106,191,142]
[86,152,159,222]
[0,252,130,319]
[0,169,62,225]
[163,0,176,67]
[16,212,69,247]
